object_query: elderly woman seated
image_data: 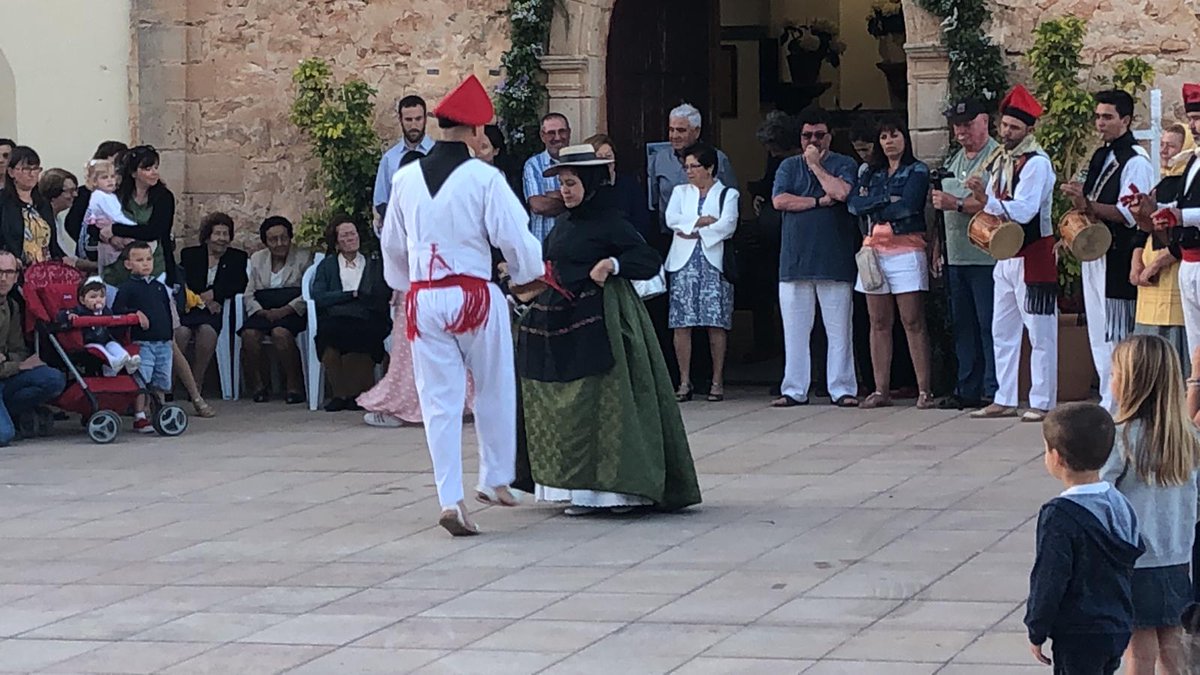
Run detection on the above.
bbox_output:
[240,216,312,404]
[310,215,390,412]
[176,212,248,398]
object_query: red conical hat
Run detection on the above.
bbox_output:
[999,85,1043,126]
[433,75,494,126]
[1184,83,1200,113]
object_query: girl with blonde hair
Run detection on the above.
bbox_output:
[1101,334,1200,674]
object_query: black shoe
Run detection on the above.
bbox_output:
[936,395,984,410]
[285,392,305,405]
[345,401,364,412]
[15,412,36,440]
[324,397,348,412]
[34,407,53,437]
[252,390,269,403]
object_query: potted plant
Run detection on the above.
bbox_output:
[867,0,905,64]
[780,20,845,86]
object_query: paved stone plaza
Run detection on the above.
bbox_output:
[0,393,1060,674]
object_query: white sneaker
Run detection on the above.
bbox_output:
[124,354,141,374]
[363,412,404,428]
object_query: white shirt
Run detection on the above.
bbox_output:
[338,252,366,293]
[1095,148,1155,226]
[85,190,136,227]
[1060,481,1112,497]
[985,153,1057,238]
[381,153,544,290]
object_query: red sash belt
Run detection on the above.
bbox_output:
[1182,249,1200,263]
[406,275,491,341]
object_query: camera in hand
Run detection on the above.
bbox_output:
[929,167,954,190]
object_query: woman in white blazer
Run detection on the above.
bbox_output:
[665,143,739,403]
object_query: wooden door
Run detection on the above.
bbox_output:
[605,0,719,181]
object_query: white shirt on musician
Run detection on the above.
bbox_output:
[984,153,1056,237]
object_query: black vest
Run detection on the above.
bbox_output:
[1169,156,1200,250]
[1083,139,1141,301]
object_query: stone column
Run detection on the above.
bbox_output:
[903,3,950,164]
[544,0,614,134]
[130,0,189,194]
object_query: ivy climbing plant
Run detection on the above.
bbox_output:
[913,0,1008,105]
[496,0,564,159]
[290,58,382,250]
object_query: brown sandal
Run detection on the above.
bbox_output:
[915,392,935,410]
[192,398,216,418]
[475,486,520,507]
[860,391,893,409]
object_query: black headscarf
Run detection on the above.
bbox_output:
[562,165,612,209]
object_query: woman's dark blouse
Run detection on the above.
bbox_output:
[179,245,249,302]
[544,200,661,287]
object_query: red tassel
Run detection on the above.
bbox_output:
[405,244,493,342]
[405,290,420,341]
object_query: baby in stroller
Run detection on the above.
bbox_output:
[58,277,142,377]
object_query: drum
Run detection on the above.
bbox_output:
[968,212,1024,260]
[1058,210,1111,262]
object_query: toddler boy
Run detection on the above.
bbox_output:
[113,243,173,433]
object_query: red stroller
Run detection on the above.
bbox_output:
[22,261,188,443]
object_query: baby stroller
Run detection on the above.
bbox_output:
[22,261,188,443]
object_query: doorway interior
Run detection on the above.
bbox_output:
[604,0,910,388]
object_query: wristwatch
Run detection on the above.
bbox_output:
[956,197,964,213]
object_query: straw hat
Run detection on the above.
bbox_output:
[542,145,614,177]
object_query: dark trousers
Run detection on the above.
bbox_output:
[1050,634,1128,675]
[947,264,997,400]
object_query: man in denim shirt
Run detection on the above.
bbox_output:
[770,108,860,408]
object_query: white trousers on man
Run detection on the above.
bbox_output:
[779,280,857,402]
[1179,261,1200,364]
[410,285,516,509]
[1081,257,1115,412]
[992,258,1057,411]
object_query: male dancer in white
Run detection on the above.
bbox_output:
[380,75,543,536]
[968,85,1059,423]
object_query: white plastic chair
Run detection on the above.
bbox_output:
[230,254,317,400]
[301,262,323,411]
[216,301,235,400]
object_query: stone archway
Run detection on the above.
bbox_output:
[543,0,952,162]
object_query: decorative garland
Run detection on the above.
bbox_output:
[915,0,1008,105]
[496,0,561,159]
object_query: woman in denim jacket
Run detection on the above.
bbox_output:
[847,119,933,409]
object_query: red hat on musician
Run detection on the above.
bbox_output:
[1184,83,1200,113]
[999,85,1043,127]
[433,75,494,127]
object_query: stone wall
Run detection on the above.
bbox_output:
[990,0,1200,118]
[136,0,511,249]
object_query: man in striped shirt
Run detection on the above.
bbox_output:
[522,113,572,243]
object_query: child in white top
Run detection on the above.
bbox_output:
[83,159,136,269]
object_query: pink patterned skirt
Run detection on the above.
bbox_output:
[357,292,474,424]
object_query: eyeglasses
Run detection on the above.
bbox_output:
[801,132,828,141]
[683,163,704,170]
[13,165,41,174]
[0,270,20,278]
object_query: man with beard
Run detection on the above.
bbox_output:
[930,99,1000,410]
[374,95,436,220]
[968,85,1059,423]
[1136,83,1200,358]
[1061,90,1154,413]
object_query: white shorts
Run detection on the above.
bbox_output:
[856,250,928,295]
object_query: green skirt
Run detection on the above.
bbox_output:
[520,279,701,511]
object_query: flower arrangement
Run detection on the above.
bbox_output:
[867,0,905,37]
[781,20,846,68]
[496,0,562,159]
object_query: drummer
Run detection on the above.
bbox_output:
[967,85,1059,423]
[1061,89,1155,413]
[930,98,1000,410]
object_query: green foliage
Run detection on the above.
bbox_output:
[289,58,381,251]
[914,0,1008,104]
[496,0,563,159]
[1027,18,1154,300]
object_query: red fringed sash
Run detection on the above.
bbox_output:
[406,244,492,341]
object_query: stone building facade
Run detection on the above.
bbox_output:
[119,0,1200,244]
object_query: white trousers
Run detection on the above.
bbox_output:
[992,258,1058,411]
[1179,261,1200,363]
[86,341,130,370]
[1081,257,1114,412]
[779,280,857,401]
[409,284,516,509]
